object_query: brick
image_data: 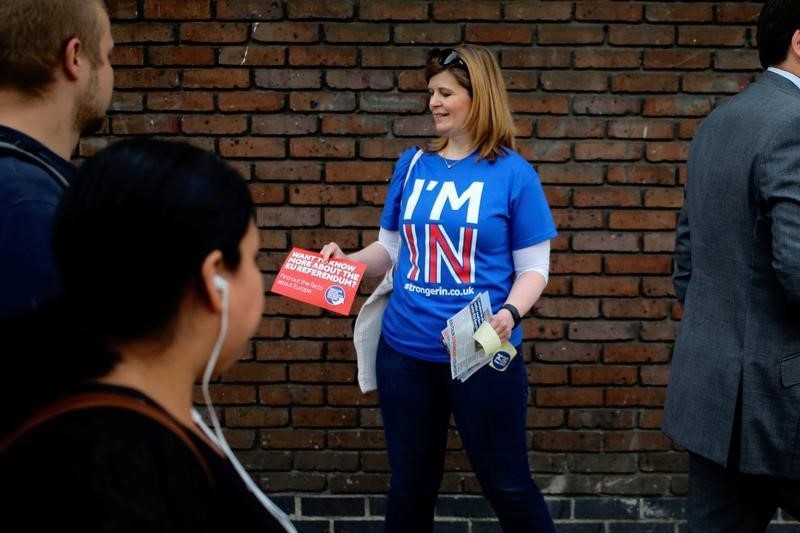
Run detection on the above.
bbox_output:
[287,0,354,19]
[645,4,713,23]
[640,453,688,473]
[538,25,605,45]
[110,46,144,66]
[682,73,753,94]
[180,22,248,42]
[522,319,565,340]
[289,46,357,67]
[574,49,641,69]
[109,93,143,113]
[533,431,603,451]
[219,138,285,159]
[641,365,671,386]
[393,116,436,137]
[569,456,638,474]
[432,0,500,20]
[292,92,356,112]
[218,91,284,112]
[144,0,210,19]
[394,24,461,44]
[603,299,671,320]
[569,321,637,341]
[147,91,213,111]
[290,138,356,159]
[252,22,317,42]
[606,388,668,408]
[535,298,600,319]
[247,183,285,204]
[534,342,600,363]
[715,50,761,71]
[643,232,676,253]
[608,165,676,185]
[601,474,670,495]
[328,430,386,449]
[505,2,573,21]
[225,405,288,427]
[644,189,682,209]
[112,23,175,43]
[536,118,604,139]
[643,96,713,117]
[465,24,533,44]
[252,114,318,135]
[568,409,636,429]
[503,48,571,68]
[575,141,643,161]
[326,70,394,90]
[538,164,605,185]
[716,3,763,23]
[604,344,670,364]
[643,49,711,70]
[604,430,672,450]
[611,73,679,93]
[576,2,642,22]
[359,138,421,159]
[574,188,642,207]
[528,365,569,386]
[324,23,390,43]
[640,321,678,342]
[542,72,608,92]
[361,47,427,67]
[149,45,214,65]
[639,409,665,430]
[183,68,250,89]
[112,114,179,134]
[573,96,640,116]
[293,407,357,427]
[572,366,638,385]
[181,115,247,134]
[325,161,394,182]
[608,120,673,140]
[359,0,429,20]
[219,46,284,66]
[646,142,690,163]
[551,253,603,274]
[609,25,674,46]
[573,276,640,297]
[509,94,570,114]
[506,72,539,91]
[328,386,379,406]
[106,0,138,19]
[255,70,321,90]
[679,26,747,47]
[216,0,283,20]
[572,232,640,253]
[255,161,322,182]
[198,384,256,404]
[517,140,571,163]
[605,255,672,275]
[114,68,179,89]
[290,184,356,205]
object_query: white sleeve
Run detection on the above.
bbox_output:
[512,240,550,283]
[377,228,400,265]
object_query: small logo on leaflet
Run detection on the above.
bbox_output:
[490,351,511,371]
[324,285,346,306]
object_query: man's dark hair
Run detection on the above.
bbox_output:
[757,0,800,68]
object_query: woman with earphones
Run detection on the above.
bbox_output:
[0,139,295,532]
[321,45,557,532]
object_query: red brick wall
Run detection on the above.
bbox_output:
[96,0,763,496]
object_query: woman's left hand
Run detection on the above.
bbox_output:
[490,309,515,343]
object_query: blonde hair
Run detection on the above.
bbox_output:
[424,44,516,162]
[0,0,106,94]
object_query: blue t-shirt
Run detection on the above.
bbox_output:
[380,147,558,362]
[0,125,75,318]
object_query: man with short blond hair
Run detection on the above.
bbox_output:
[0,0,114,318]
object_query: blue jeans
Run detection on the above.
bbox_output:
[376,335,555,533]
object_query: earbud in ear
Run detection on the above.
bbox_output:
[213,275,228,292]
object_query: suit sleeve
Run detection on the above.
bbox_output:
[759,120,800,305]
[673,188,691,305]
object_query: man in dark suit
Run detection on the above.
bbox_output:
[664,0,800,530]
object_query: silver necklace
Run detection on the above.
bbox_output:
[439,152,466,169]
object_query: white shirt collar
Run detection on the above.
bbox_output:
[767,67,800,91]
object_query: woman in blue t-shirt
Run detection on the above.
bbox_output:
[321,45,557,532]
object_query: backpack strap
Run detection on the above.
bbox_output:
[1,392,214,482]
[0,141,70,189]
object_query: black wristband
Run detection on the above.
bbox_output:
[501,303,521,328]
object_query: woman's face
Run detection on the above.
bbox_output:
[218,221,264,371]
[428,70,472,141]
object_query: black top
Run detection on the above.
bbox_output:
[0,384,287,532]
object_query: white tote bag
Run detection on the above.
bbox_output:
[353,149,423,393]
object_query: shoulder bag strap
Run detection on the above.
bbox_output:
[1,392,214,482]
[0,141,70,189]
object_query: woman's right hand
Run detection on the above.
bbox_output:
[320,242,346,260]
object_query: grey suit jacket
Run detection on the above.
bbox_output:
[664,70,800,479]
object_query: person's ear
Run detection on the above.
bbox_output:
[62,37,83,81]
[791,29,800,61]
[200,250,225,313]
